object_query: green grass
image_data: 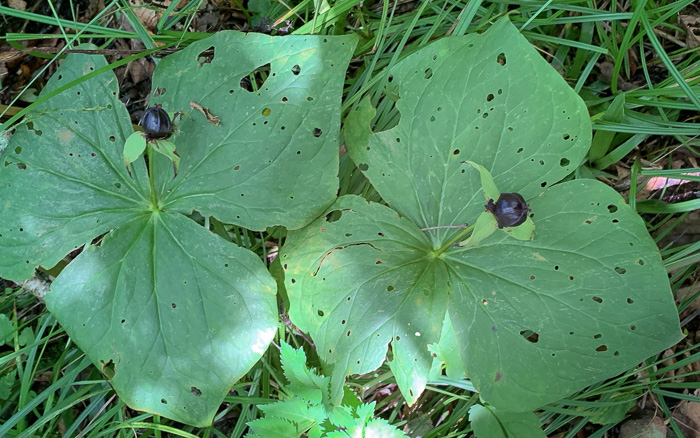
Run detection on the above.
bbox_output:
[1,0,699,435]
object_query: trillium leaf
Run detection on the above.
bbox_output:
[150,33,358,230]
[0,52,150,281]
[447,179,682,410]
[45,212,277,426]
[285,17,681,411]
[344,18,590,246]
[283,195,447,405]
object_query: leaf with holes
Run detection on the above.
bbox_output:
[0,32,356,426]
[152,33,357,230]
[282,18,681,411]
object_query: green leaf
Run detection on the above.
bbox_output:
[150,140,180,174]
[259,398,327,432]
[0,314,13,346]
[469,404,544,438]
[123,132,147,168]
[151,33,358,231]
[458,212,498,248]
[584,392,637,425]
[428,313,466,380]
[448,179,681,410]
[45,212,277,426]
[247,416,299,438]
[283,195,446,406]
[0,52,150,282]
[589,94,625,163]
[17,327,33,347]
[344,18,590,248]
[280,340,329,405]
[0,369,17,400]
[464,160,500,201]
[286,17,681,412]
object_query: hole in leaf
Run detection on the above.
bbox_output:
[615,266,626,274]
[161,398,168,404]
[594,333,602,339]
[291,64,301,75]
[262,107,271,116]
[563,134,570,140]
[387,285,394,291]
[325,210,342,222]
[240,63,271,92]
[516,148,523,153]
[313,128,322,137]
[424,68,433,79]
[197,46,215,67]
[452,149,460,155]
[592,296,603,303]
[358,163,369,171]
[172,303,177,308]
[497,53,507,65]
[595,345,608,352]
[607,204,618,213]
[519,330,539,343]
[16,163,26,170]
[153,87,166,97]
[560,158,570,166]
[14,146,22,154]
[486,93,494,102]
[317,310,324,317]
[630,325,636,330]
[191,387,202,397]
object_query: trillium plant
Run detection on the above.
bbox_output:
[282,17,681,415]
[0,33,357,426]
[0,17,682,430]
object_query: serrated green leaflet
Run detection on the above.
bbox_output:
[283,18,681,411]
[151,33,357,230]
[0,34,357,425]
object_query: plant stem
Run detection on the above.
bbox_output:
[147,144,157,208]
[434,223,475,256]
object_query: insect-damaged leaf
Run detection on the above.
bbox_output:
[151,32,358,231]
[285,17,681,410]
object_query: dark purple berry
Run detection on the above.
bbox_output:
[140,104,172,140]
[485,192,529,228]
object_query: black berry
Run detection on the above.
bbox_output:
[485,192,529,228]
